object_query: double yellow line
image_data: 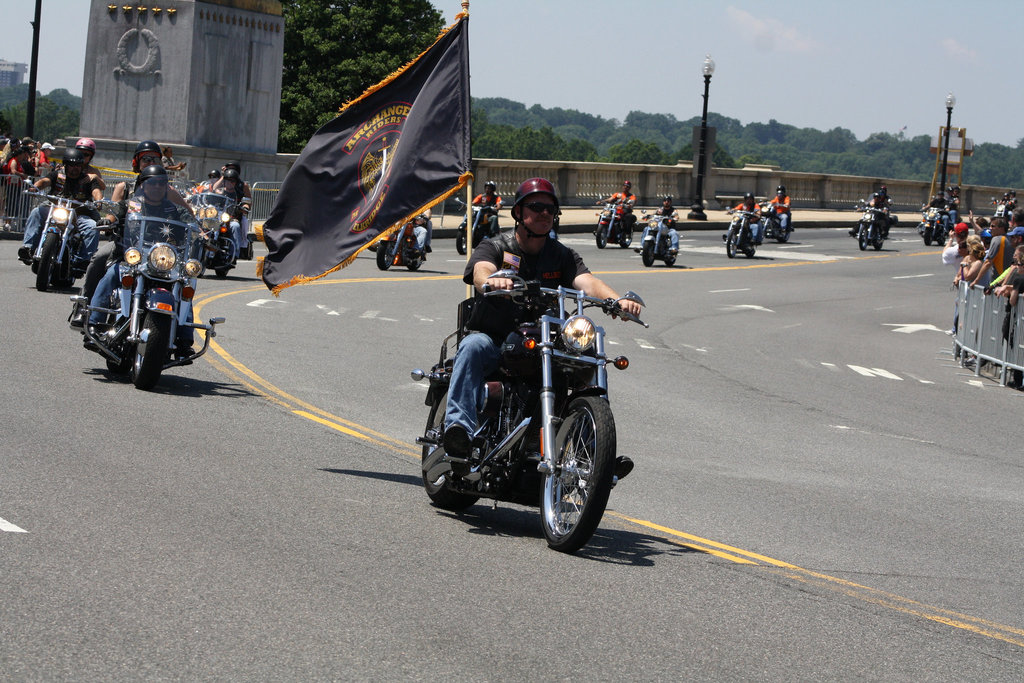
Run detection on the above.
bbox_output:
[190,262,1023,648]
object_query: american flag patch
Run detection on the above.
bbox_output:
[502,251,521,272]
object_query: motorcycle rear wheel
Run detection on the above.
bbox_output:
[776,227,791,244]
[35,233,59,292]
[132,311,170,390]
[541,396,615,553]
[618,227,633,248]
[422,390,479,511]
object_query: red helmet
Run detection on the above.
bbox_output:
[512,177,559,216]
[75,137,96,154]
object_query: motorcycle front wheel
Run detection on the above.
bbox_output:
[725,228,737,259]
[541,396,615,553]
[376,240,393,270]
[595,222,608,249]
[858,227,868,251]
[422,390,479,511]
[35,233,60,291]
[132,311,171,390]
[455,230,466,255]
[641,242,655,267]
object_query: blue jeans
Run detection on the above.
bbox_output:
[89,262,194,345]
[749,221,764,244]
[444,332,502,434]
[413,225,427,251]
[22,205,98,262]
[668,229,679,250]
[779,212,790,231]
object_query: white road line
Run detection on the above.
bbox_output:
[709,288,750,293]
[635,339,656,349]
[360,310,398,322]
[247,298,286,308]
[892,273,934,279]
[848,365,903,380]
[316,305,343,316]
[830,425,936,445]
[680,245,852,261]
[0,517,27,533]
[722,304,775,313]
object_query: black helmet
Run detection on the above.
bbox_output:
[63,148,86,166]
[138,163,168,184]
[133,140,162,171]
[224,161,241,172]
[484,180,496,191]
[743,192,755,201]
[208,169,221,179]
[222,168,241,183]
[777,185,786,194]
[663,195,672,202]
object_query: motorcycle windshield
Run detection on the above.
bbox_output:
[124,215,200,256]
[189,192,235,212]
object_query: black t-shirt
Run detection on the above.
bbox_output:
[463,230,590,340]
[45,166,102,219]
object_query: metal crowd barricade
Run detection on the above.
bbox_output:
[1,174,45,232]
[249,181,282,221]
[953,281,1024,385]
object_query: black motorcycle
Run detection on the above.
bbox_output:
[73,208,224,389]
[853,203,888,251]
[594,202,633,249]
[24,184,107,292]
[413,273,647,553]
[636,212,677,267]
[455,201,500,255]
[723,209,758,258]
[760,202,793,243]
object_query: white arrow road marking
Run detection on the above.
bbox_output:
[635,339,656,349]
[966,380,986,388]
[316,305,343,316]
[848,365,903,380]
[903,373,936,384]
[883,323,946,334]
[360,310,399,322]
[681,343,708,353]
[247,298,287,308]
[722,304,775,313]
[830,425,936,445]
[415,314,435,322]
[0,516,27,533]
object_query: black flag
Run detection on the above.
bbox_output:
[259,16,471,294]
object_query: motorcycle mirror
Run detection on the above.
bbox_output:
[619,291,646,307]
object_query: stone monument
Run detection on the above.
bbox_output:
[79,0,288,179]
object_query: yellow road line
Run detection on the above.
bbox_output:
[188,251,1023,648]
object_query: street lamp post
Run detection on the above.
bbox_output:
[688,54,715,221]
[939,92,955,198]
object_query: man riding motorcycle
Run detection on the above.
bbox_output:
[86,164,196,355]
[471,180,503,237]
[213,168,252,258]
[212,162,255,256]
[18,148,103,267]
[768,185,792,234]
[652,195,680,254]
[442,177,643,480]
[596,180,638,236]
[730,192,763,245]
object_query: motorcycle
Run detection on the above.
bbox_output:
[594,202,633,249]
[992,197,1015,219]
[24,184,106,292]
[917,205,947,246]
[635,212,677,267]
[455,200,500,255]
[413,272,647,553]
[760,202,792,243]
[722,209,759,258]
[72,205,225,390]
[853,202,888,251]
[376,216,426,271]
[188,191,241,278]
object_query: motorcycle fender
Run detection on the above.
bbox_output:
[569,385,608,402]
[145,288,176,316]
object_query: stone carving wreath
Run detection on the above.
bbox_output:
[114,28,161,76]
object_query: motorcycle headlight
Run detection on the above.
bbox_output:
[148,244,177,272]
[561,315,596,353]
[184,259,203,277]
[124,247,142,265]
[221,212,232,223]
[51,207,70,226]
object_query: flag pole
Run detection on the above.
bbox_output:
[463,0,474,298]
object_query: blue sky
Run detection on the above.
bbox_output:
[8,0,1020,147]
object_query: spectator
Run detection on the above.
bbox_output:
[944,223,970,335]
[958,235,990,290]
[161,146,187,172]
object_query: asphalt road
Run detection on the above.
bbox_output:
[2,227,1022,680]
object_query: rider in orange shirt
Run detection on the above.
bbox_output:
[768,185,791,234]
[597,180,637,235]
[472,180,503,236]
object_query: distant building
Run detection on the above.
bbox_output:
[0,60,28,88]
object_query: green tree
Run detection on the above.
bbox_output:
[278,0,444,153]
[605,139,671,165]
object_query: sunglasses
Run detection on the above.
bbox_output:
[523,202,557,215]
